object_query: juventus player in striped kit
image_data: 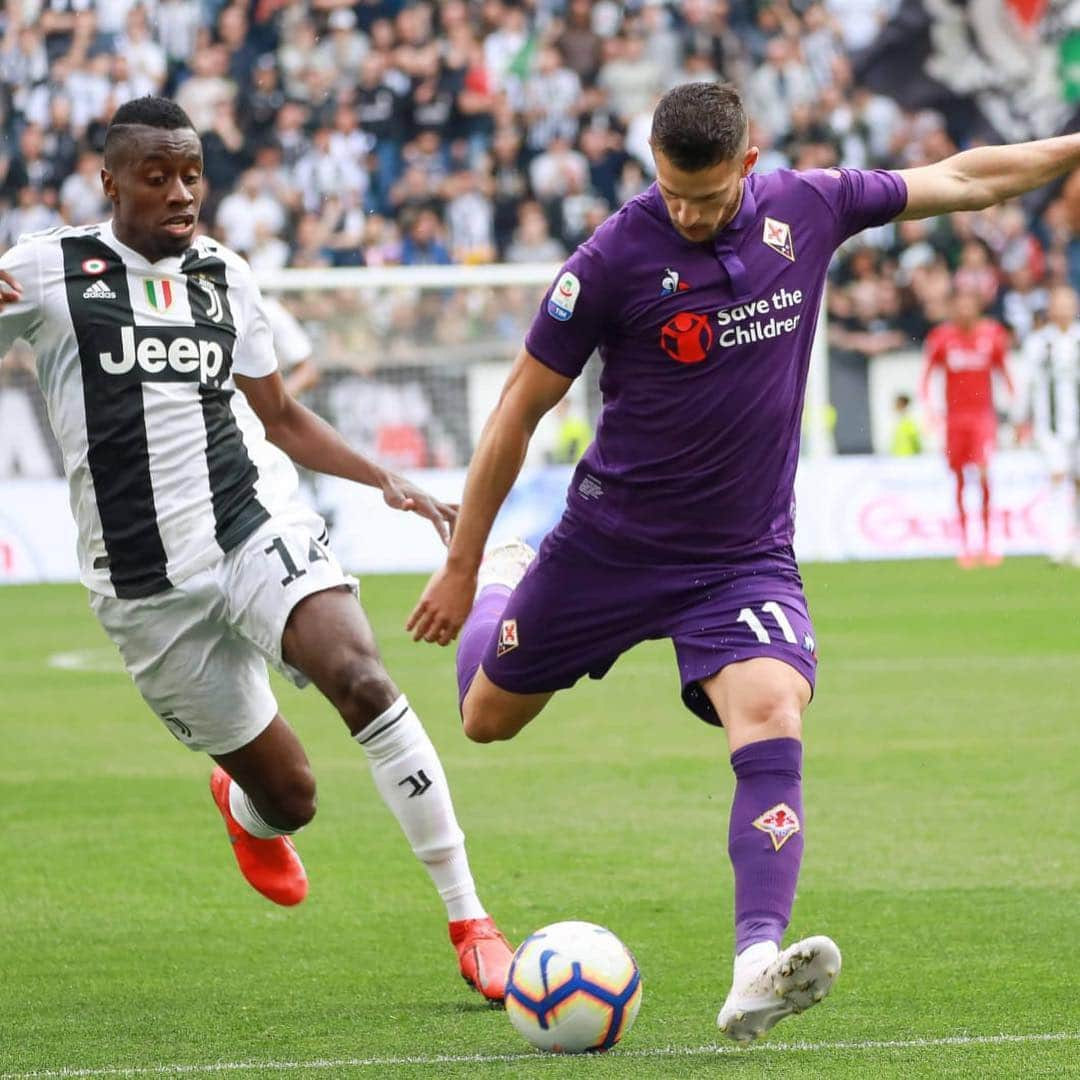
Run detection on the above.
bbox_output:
[1016,284,1080,565]
[0,98,513,1000]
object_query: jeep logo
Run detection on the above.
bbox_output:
[99,325,226,384]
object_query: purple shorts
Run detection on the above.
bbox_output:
[480,518,817,726]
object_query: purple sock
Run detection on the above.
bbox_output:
[728,737,804,954]
[455,585,511,709]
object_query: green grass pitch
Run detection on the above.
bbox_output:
[1,559,1078,1079]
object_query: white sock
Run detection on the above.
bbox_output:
[228,778,293,838]
[733,940,779,981]
[1050,480,1072,558]
[356,695,487,922]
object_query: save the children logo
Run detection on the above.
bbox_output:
[660,311,714,363]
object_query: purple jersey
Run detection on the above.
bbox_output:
[525,168,908,558]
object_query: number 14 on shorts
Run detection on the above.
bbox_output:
[737,601,813,652]
[265,534,329,587]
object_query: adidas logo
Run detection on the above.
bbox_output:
[82,279,116,300]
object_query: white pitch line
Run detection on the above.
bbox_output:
[1,1031,1076,1078]
[46,648,125,675]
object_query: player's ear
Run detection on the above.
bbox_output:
[742,146,759,177]
[101,167,118,202]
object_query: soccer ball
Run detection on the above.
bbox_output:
[504,920,642,1053]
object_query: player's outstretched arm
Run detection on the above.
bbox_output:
[407,349,572,645]
[897,132,1080,220]
[235,370,457,543]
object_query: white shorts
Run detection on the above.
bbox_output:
[91,508,357,755]
[1038,434,1080,478]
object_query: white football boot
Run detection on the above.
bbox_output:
[717,936,841,1044]
[476,539,537,593]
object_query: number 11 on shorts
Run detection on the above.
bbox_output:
[737,601,797,644]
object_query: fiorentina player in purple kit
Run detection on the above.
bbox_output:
[408,82,1080,1041]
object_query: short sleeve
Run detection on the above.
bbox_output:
[524,244,609,379]
[229,264,279,379]
[0,241,44,354]
[261,296,312,368]
[800,168,909,245]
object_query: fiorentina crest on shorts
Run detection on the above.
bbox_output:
[753,802,801,851]
[497,618,519,657]
[762,217,795,262]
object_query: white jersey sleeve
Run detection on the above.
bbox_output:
[260,296,312,369]
[225,256,279,379]
[0,239,45,353]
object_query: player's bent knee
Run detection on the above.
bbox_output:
[734,696,803,740]
[461,696,523,743]
[334,655,397,721]
[461,708,505,743]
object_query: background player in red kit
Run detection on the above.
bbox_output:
[921,288,1014,567]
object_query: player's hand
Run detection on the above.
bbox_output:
[406,562,478,645]
[0,270,23,308]
[380,472,458,545]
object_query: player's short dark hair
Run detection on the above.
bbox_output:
[104,97,196,169]
[650,82,747,172]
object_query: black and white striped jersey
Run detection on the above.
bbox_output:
[1019,321,1080,442]
[0,221,300,598]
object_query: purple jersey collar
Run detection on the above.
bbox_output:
[645,175,759,247]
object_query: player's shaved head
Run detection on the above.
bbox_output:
[650,83,748,172]
[103,96,196,170]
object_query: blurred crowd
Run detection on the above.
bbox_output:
[3,0,1077,292]
[2,0,1079,455]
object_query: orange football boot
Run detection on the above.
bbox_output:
[450,917,514,1003]
[209,767,308,906]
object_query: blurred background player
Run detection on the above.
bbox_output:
[1015,283,1080,565]
[545,396,591,464]
[262,295,330,519]
[262,295,320,399]
[889,392,923,456]
[920,288,1013,567]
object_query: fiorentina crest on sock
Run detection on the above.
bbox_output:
[753,802,801,851]
[497,618,519,657]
